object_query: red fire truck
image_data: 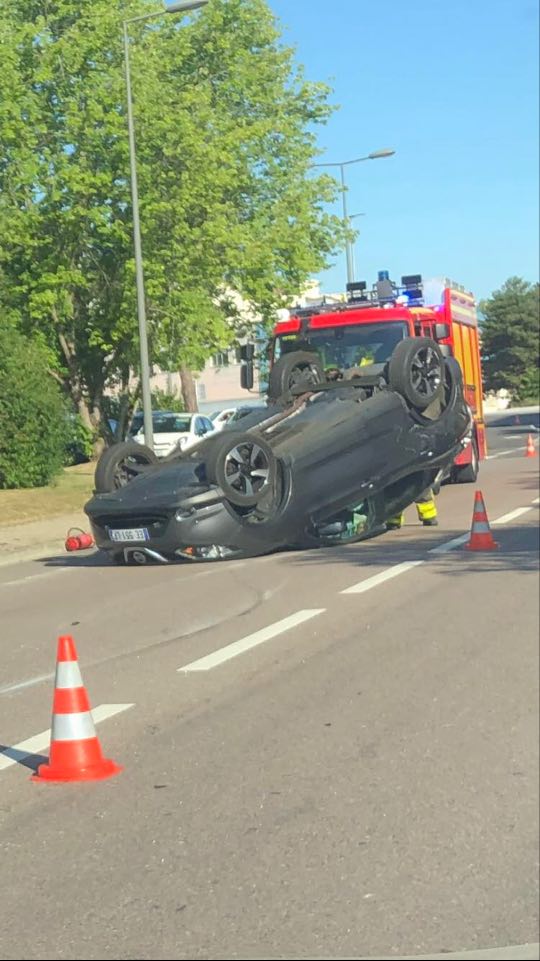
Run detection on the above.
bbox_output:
[254,271,486,483]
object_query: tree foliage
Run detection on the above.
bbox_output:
[0,0,344,448]
[0,325,67,488]
[480,277,540,404]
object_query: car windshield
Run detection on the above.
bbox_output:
[275,321,409,370]
[129,413,192,435]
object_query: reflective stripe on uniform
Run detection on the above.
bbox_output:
[416,499,438,521]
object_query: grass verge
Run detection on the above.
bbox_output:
[0,463,94,527]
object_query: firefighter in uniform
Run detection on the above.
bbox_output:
[386,488,438,530]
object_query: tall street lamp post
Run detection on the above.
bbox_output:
[122,0,209,450]
[313,149,395,287]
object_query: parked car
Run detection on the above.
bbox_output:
[209,408,238,431]
[128,411,215,458]
[85,339,471,565]
[210,405,267,431]
[225,405,267,427]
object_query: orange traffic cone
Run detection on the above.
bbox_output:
[465,491,499,552]
[32,636,122,783]
[525,434,537,458]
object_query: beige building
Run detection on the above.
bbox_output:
[149,280,343,414]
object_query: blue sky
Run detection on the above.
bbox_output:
[268,0,539,301]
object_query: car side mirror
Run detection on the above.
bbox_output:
[434,322,451,340]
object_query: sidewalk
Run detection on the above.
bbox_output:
[0,510,92,567]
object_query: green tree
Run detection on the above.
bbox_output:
[0,0,344,441]
[480,277,540,404]
[0,325,67,488]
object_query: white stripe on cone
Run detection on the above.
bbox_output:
[51,711,97,742]
[55,661,84,689]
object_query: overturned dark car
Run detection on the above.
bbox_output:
[84,338,472,565]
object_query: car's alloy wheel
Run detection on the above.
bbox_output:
[223,441,271,501]
[205,431,277,507]
[388,337,444,411]
[410,346,442,400]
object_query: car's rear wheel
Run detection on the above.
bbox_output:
[94,441,158,493]
[267,350,325,402]
[205,431,276,507]
[388,337,444,411]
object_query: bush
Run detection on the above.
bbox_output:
[0,327,67,488]
[150,388,185,413]
[63,413,94,466]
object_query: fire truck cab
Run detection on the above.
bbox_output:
[246,271,486,483]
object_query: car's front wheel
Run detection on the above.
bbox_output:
[388,337,444,411]
[205,431,277,507]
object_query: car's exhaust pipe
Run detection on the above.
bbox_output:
[123,548,169,565]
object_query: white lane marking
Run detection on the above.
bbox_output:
[0,703,134,772]
[178,609,325,672]
[0,567,77,589]
[367,942,540,960]
[341,560,424,595]
[429,533,470,554]
[0,672,55,695]
[493,505,535,524]
[532,497,539,505]
[486,448,520,459]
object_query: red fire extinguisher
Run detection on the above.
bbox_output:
[65,528,95,552]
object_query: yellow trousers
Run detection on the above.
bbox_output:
[387,489,438,528]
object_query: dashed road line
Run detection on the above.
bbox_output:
[493,505,536,525]
[0,672,55,696]
[340,560,424,595]
[486,448,521,459]
[0,567,77,589]
[178,609,325,672]
[0,703,134,773]
[429,533,470,554]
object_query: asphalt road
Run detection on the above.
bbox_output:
[0,429,538,961]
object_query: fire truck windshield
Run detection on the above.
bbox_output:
[274,321,409,371]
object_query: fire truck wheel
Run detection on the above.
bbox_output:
[205,431,277,507]
[267,351,325,402]
[388,337,444,411]
[94,441,158,493]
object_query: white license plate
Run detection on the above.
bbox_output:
[108,528,149,543]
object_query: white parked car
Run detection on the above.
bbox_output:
[209,408,238,431]
[129,411,216,458]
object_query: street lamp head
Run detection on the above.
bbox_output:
[368,149,395,160]
[164,1,209,12]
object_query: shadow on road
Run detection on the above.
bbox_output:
[288,524,540,576]
[0,746,48,772]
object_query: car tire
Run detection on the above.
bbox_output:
[94,441,158,493]
[205,431,277,507]
[267,350,325,402]
[454,437,479,483]
[388,337,445,411]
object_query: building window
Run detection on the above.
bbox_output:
[212,351,229,367]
